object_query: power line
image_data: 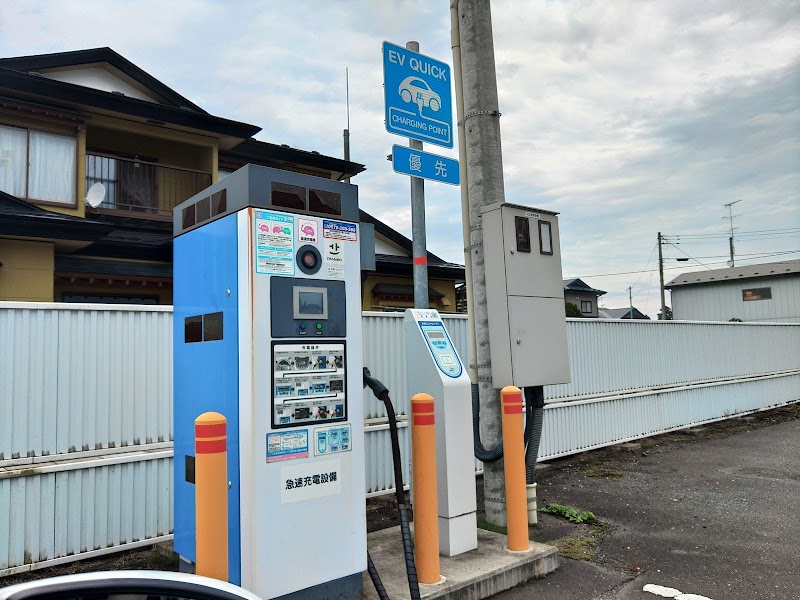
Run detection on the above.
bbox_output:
[666,241,712,269]
[568,249,800,279]
[666,227,800,239]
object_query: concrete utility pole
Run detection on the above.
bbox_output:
[407,41,429,309]
[658,232,666,319]
[454,0,509,525]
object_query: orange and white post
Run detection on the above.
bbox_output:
[410,393,441,583]
[195,412,229,581]
[501,386,530,551]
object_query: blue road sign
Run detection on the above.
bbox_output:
[383,41,453,148]
[392,145,460,186]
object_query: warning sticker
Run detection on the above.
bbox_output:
[280,458,342,504]
[255,211,295,275]
[324,240,345,280]
[297,218,318,244]
[322,219,357,242]
[267,430,309,463]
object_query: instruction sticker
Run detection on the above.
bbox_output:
[267,430,309,463]
[280,458,342,504]
[314,424,351,456]
[323,219,357,242]
[297,218,318,243]
[324,240,345,280]
[255,211,295,275]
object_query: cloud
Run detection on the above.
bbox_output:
[0,0,797,317]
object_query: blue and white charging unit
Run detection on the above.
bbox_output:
[404,309,478,556]
[173,165,366,600]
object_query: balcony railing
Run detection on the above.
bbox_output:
[86,153,212,219]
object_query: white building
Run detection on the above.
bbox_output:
[665,259,800,323]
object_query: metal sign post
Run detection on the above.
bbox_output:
[383,40,457,309]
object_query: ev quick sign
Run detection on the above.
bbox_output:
[383,41,453,148]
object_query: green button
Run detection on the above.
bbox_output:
[316,323,323,330]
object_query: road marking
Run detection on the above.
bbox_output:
[643,583,714,599]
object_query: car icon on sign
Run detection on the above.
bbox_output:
[399,76,441,113]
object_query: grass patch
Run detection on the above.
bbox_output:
[550,522,611,562]
[550,535,596,561]
[146,545,179,571]
[581,466,624,478]
[541,503,596,524]
[476,518,507,535]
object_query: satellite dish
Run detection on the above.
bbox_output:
[85,182,106,208]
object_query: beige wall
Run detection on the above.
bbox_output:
[362,274,458,313]
[0,239,55,301]
[565,291,599,317]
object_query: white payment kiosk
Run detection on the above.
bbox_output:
[404,309,478,556]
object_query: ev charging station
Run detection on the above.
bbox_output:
[173,165,366,600]
[404,310,477,556]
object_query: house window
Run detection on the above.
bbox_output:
[581,300,593,313]
[0,124,76,205]
[742,287,772,301]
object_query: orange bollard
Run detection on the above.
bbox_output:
[501,386,530,551]
[410,393,440,583]
[195,412,229,581]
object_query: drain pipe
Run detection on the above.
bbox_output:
[523,386,545,524]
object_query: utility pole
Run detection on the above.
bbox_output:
[455,0,509,525]
[723,199,741,267]
[628,286,634,320]
[407,41,429,309]
[658,232,666,320]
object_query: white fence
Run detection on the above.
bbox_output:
[1,303,798,575]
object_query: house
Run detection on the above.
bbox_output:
[0,47,465,307]
[360,211,464,312]
[598,307,650,320]
[665,259,800,323]
[563,278,606,317]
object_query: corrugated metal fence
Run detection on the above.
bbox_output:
[1,303,798,575]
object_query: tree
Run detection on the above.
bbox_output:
[658,306,673,320]
[565,302,582,318]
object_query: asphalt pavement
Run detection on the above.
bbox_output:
[492,404,800,600]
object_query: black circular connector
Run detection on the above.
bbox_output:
[296,245,322,274]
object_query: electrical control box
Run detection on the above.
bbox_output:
[481,202,570,388]
[173,165,366,600]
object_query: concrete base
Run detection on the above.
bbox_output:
[364,525,559,600]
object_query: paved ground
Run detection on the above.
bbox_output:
[493,404,800,600]
[3,404,797,600]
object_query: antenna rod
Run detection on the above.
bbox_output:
[343,67,351,182]
[723,199,742,267]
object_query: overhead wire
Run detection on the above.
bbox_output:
[568,249,800,279]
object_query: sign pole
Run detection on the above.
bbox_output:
[406,40,429,310]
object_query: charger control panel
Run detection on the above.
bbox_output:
[272,342,346,428]
[418,320,462,378]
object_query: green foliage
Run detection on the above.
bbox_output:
[658,306,673,320]
[565,302,582,318]
[729,317,743,322]
[542,502,597,524]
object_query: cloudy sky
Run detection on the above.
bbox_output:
[1,0,797,316]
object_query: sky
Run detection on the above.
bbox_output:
[1,0,798,317]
